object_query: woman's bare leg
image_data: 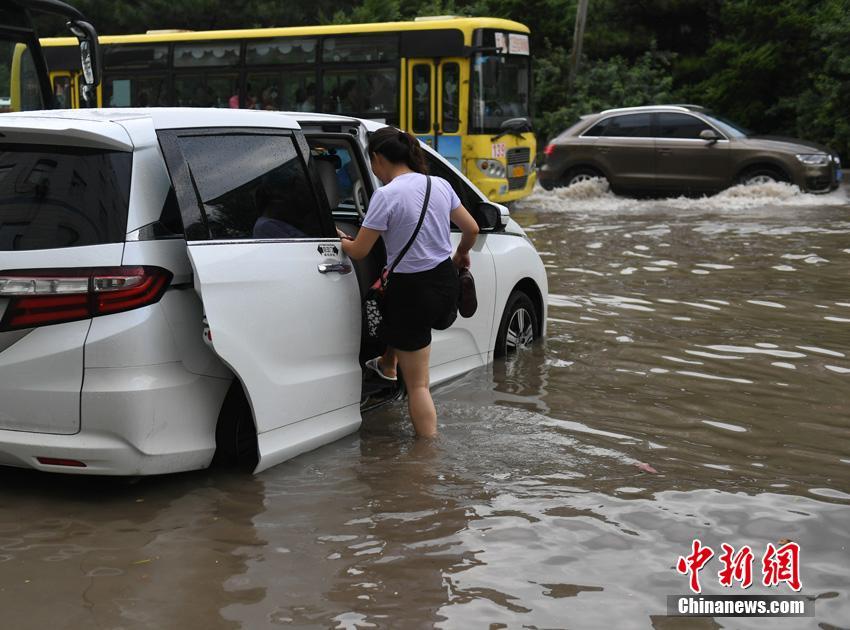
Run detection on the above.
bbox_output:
[396,345,436,437]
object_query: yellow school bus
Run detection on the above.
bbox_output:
[39,16,536,202]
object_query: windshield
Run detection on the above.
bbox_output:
[0,39,44,112]
[703,112,750,139]
[471,54,530,134]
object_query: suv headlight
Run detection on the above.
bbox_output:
[796,153,830,166]
[476,159,506,178]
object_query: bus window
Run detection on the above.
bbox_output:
[322,35,398,63]
[411,64,431,134]
[246,71,316,111]
[104,75,166,107]
[323,70,360,115]
[174,42,240,68]
[246,38,317,65]
[471,54,530,134]
[2,40,43,111]
[174,74,237,107]
[104,44,168,70]
[364,69,396,117]
[441,63,460,133]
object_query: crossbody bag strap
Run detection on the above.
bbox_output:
[387,175,431,277]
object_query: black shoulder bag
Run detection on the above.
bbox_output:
[363,176,432,340]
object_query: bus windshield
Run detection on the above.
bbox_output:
[1,39,45,112]
[471,54,530,134]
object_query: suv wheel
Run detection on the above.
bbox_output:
[562,166,608,189]
[738,166,788,186]
[495,291,539,358]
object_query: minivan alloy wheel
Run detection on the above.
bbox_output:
[506,307,535,352]
[496,290,539,358]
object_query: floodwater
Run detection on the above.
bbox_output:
[1,182,849,629]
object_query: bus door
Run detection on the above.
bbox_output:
[50,71,75,108]
[436,58,465,170]
[407,59,435,147]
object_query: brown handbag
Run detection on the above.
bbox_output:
[457,267,477,318]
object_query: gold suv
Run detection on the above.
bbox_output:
[539,105,842,195]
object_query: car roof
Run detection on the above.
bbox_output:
[0,107,303,130]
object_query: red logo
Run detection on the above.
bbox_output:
[762,542,802,591]
[676,539,714,593]
[677,540,802,593]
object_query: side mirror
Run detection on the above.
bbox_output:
[700,129,720,144]
[67,20,101,107]
[473,201,503,231]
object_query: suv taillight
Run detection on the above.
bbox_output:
[0,266,173,332]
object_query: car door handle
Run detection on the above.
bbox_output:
[318,262,352,275]
[657,148,673,155]
[597,147,610,154]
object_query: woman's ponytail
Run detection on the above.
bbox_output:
[368,127,429,174]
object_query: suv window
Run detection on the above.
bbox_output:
[0,145,131,251]
[656,113,714,139]
[175,134,325,240]
[601,114,653,138]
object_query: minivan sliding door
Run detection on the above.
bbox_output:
[157,128,363,469]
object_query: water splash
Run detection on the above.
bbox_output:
[518,180,849,214]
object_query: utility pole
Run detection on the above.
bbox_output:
[568,0,589,88]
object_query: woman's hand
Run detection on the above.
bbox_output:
[337,226,381,261]
[452,250,471,270]
[449,204,479,270]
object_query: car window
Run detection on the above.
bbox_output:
[0,145,131,251]
[602,114,653,138]
[176,134,325,240]
[582,118,610,137]
[656,113,714,139]
[308,138,369,215]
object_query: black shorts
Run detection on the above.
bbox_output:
[379,258,459,352]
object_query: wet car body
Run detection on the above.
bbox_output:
[0,108,548,476]
[539,105,842,195]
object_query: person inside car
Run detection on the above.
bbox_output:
[338,128,479,438]
[252,173,308,239]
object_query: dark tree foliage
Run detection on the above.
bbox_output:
[37,0,849,158]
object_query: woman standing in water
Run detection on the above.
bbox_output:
[339,127,479,438]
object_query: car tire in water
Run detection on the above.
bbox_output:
[564,166,606,188]
[738,166,788,186]
[213,381,259,472]
[495,291,539,358]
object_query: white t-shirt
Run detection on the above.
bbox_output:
[361,172,461,274]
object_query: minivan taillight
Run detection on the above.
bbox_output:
[0,267,173,332]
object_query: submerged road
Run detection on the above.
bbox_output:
[0,181,848,629]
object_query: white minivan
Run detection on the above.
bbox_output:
[0,108,548,475]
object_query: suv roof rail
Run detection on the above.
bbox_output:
[598,104,706,115]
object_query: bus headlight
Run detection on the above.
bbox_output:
[476,159,506,179]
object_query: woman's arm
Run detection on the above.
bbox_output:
[449,204,480,269]
[338,226,381,261]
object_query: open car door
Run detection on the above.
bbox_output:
[157,127,362,472]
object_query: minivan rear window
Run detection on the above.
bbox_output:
[0,145,131,251]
